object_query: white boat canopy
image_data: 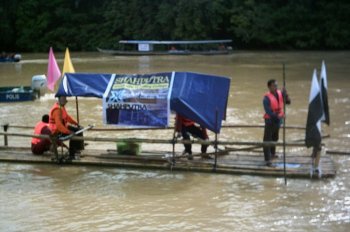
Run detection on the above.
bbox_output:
[119,40,232,45]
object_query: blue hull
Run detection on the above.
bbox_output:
[0,57,20,63]
[0,87,36,102]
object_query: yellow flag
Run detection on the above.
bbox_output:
[62,47,75,75]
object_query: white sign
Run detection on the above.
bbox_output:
[138,43,153,51]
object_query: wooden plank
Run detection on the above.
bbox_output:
[327,150,350,155]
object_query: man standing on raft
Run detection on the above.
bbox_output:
[262,79,291,166]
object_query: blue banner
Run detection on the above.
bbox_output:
[103,72,173,127]
[56,72,230,132]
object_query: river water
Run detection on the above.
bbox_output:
[0,52,349,231]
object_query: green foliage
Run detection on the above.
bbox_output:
[0,0,349,52]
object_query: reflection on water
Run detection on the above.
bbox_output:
[1,163,349,231]
[0,52,350,231]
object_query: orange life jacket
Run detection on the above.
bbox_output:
[31,121,49,144]
[263,90,284,119]
[49,102,69,134]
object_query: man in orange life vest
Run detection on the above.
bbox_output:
[49,96,83,158]
[263,79,291,166]
[31,114,51,155]
[175,113,210,160]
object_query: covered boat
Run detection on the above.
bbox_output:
[97,40,233,56]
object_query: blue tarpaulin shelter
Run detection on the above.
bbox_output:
[56,73,113,98]
[56,72,230,132]
[170,72,230,132]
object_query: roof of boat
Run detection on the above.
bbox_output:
[119,40,232,45]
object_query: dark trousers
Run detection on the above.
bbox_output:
[263,121,280,161]
[182,125,208,154]
[59,125,84,156]
[31,141,51,155]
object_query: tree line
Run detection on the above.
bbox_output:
[1,0,349,52]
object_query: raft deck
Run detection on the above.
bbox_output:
[0,146,336,179]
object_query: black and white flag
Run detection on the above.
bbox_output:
[320,60,330,125]
[305,69,323,148]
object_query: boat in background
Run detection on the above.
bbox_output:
[0,86,36,102]
[97,39,233,56]
[0,74,47,102]
[0,53,21,62]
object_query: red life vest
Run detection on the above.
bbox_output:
[49,102,69,134]
[31,121,49,144]
[263,90,284,119]
[176,114,195,127]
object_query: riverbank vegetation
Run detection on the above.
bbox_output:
[1,0,349,52]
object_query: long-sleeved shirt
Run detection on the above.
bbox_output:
[51,107,77,134]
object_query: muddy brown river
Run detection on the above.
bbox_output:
[0,51,349,231]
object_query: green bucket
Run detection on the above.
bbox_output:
[117,142,141,155]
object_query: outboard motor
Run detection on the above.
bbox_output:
[13,54,22,61]
[31,75,47,98]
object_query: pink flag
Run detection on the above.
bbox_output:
[47,47,61,91]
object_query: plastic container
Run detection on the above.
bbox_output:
[117,142,141,155]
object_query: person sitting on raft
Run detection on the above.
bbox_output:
[175,113,210,160]
[49,96,84,159]
[31,114,52,155]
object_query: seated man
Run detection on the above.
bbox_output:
[175,113,210,160]
[49,96,84,159]
[31,114,51,155]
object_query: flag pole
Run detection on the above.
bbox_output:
[75,96,80,124]
[214,109,218,171]
[283,63,287,185]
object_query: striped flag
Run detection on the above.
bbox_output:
[305,69,323,148]
[320,60,330,125]
[62,47,75,75]
[47,47,61,91]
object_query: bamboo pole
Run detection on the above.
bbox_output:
[220,124,306,130]
[171,118,177,166]
[89,124,307,131]
[214,110,218,171]
[50,135,59,162]
[75,96,80,124]
[0,132,309,147]
[2,124,9,146]
[224,145,262,152]
[326,150,350,155]
[3,125,32,129]
[0,132,52,140]
[283,63,287,185]
[223,134,330,153]
[3,123,307,131]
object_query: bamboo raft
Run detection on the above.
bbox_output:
[0,124,337,179]
[0,146,336,178]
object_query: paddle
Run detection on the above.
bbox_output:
[282,63,287,185]
[59,124,94,141]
